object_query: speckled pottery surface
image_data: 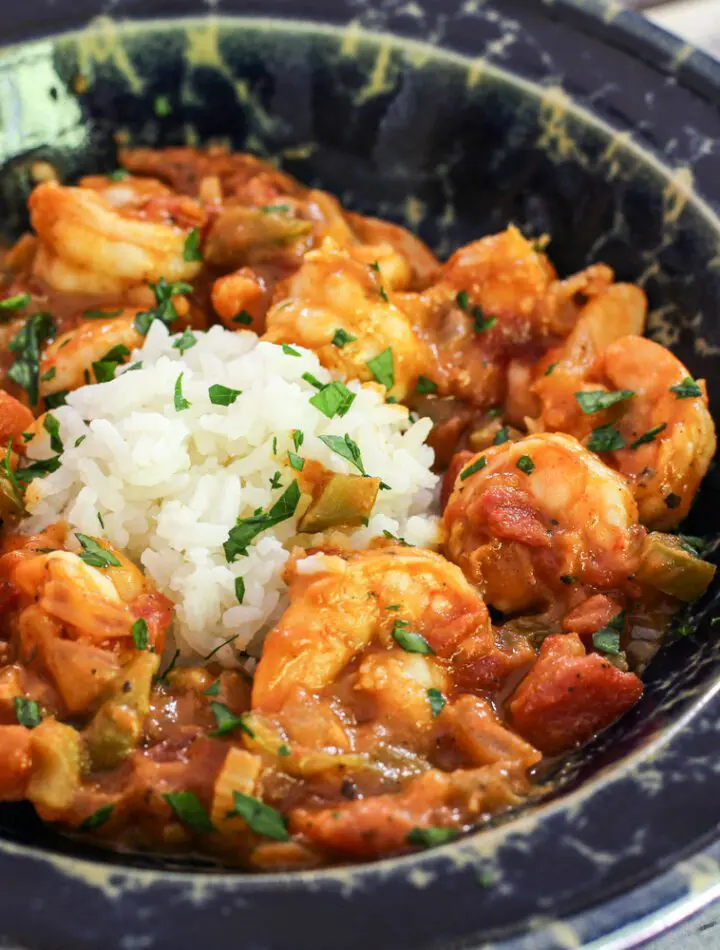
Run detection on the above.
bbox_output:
[0,2,719,949]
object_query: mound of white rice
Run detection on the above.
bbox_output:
[24,323,439,664]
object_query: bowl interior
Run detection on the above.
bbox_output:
[0,10,719,947]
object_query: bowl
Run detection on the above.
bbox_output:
[0,2,719,948]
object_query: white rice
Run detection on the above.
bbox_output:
[23,323,439,664]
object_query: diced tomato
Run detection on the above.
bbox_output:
[563,594,623,637]
[452,627,535,692]
[508,633,643,755]
[0,392,34,450]
[479,486,550,547]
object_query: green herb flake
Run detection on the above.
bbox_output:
[163,791,214,834]
[630,423,667,450]
[493,425,510,446]
[40,367,56,382]
[379,286,389,303]
[302,372,324,390]
[416,375,438,395]
[272,436,278,455]
[154,95,172,117]
[332,328,357,348]
[456,290,470,311]
[0,292,31,312]
[107,169,129,181]
[15,454,61,485]
[382,530,409,546]
[544,362,558,377]
[235,577,245,604]
[227,791,289,841]
[134,278,192,336]
[44,391,68,411]
[75,533,121,569]
[588,424,626,453]
[174,373,191,411]
[173,328,197,355]
[592,612,625,656]
[277,744,291,757]
[209,702,254,738]
[224,480,301,562]
[97,511,105,529]
[203,679,221,697]
[288,451,305,471]
[74,435,87,448]
[318,433,365,475]
[392,620,434,655]
[455,289,496,332]
[0,441,25,513]
[131,618,149,651]
[574,389,635,414]
[42,414,63,454]
[670,377,702,399]
[427,688,446,718]
[156,648,180,684]
[460,456,487,481]
[8,312,55,406]
[203,635,239,662]
[282,344,301,357]
[14,697,42,729]
[309,380,356,418]
[261,203,291,215]
[208,384,241,407]
[516,455,535,475]
[232,310,253,325]
[269,471,282,489]
[407,827,456,848]
[83,308,125,319]
[367,348,394,390]
[92,343,131,383]
[81,805,114,830]
[183,228,202,263]
[292,430,304,451]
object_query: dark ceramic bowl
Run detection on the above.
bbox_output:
[0,2,719,948]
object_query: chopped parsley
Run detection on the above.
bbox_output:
[203,679,221,697]
[318,433,365,474]
[163,792,214,834]
[74,435,86,448]
[0,292,31,312]
[157,648,180,684]
[516,455,535,475]
[203,635,239,662]
[107,168,129,181]
[227,791,289,841]
[282,344,301,357]
[131,618,149,651]
[209,702,254,738]
[407,827,456,848]
[42,414,63,454]
[81,805,114,830]
[0,441,24,512]
[302,372,324,390]
[153,95,172,117]
[278,744,291,757]
[332,328,357,348]
[382,530,409,546]
[629,423,666,450]
[269,471,282,489]
[292,430,304,451]
[135,278,193,335]
[391,619,434,655]
[288,451,304,471]
[367,348,394,390]
[75,533,121,569]
[174,373,191,411]
[574,389,635,414]
[83,308,124,319]
[309,380,355,418]
[233,310,253,325]
[235,577,245,603]
[97,511,105,529]
[40,367,56,382]
[92,343,130,383]
[224,480,301,561]
[427,688,446,718]
[261,203,291,215]
[592,612,625,656]
[493,426,510,446]
[208,384,241,406]
[379,286,389,303]
[588,424,625,453]
[15,455,61,485]
[544,362,558,377]
[8,311,55,406]
[173,328,197,354]
[456,289,496,333]
[44,391,68,411]
[14,697,42,729]
[416,376,438,395]
[183,228,202,262]
[460,456,487,481]
[670,377,702,399]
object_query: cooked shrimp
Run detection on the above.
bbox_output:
[533,335,715,529]
[29,182,202,294]
[444,432,645,613]
[38,313,142,398]
[263,239,430,400]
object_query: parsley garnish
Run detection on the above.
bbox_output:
[670,377,702,399]
[81,805,114,830]
[97,511,105,529]
[14,697,42,729]
[203,679,221,697]
[46,389,69,408]
[416,376,438,395]
[407,827,456,848]
[209,702,254,738]
[83,308,124,319]
[41,367,56,382]
[8,312,55,405]
[261,204,291,215]
[588,424,626,453]
[281,344,301,357]
[382,530,409,546]
[224,480,301,562]
[544,362,558,377]
[630,423,666,450]
[493,426,510,446]
[427,688,446,718]
[75,534,121,569]
[173,328,197,354]
[174,373,191,411]
[131,618,149,650]
[92,343,130,383]
[157,648,180,684]
[278,744,291,757]
[233,311,253,325]
[574,389,635,414]
[302,372,324,390]
[310,380,355,418]
[15,455,61,484]
[367,348,394,390]
[107,169,129,181]
[42,414,63,454]
[292,430,304,450]
[0,293,31,312]
[269,471,282,489]
[288,451,304,471]
[203,635,239,661]
[164,792,214,834]
[227,791,289,841]
[456,290,496,333]
[516,455,535,475]
[592,612,625,656]
[154,95,172,117]
[332,328,356,348]
[135,278,192,335]
[460,456,487,481]
[392,620,434,654]
[319,433,365,475]
[0,441,24,512]
[183,228,202,262]
[235,577,245,603]
[208,384,241,407]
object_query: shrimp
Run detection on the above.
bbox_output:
[533,335,715,529]
[29,181,202,294]
[444,432,646,613]
[263,239,430,400]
